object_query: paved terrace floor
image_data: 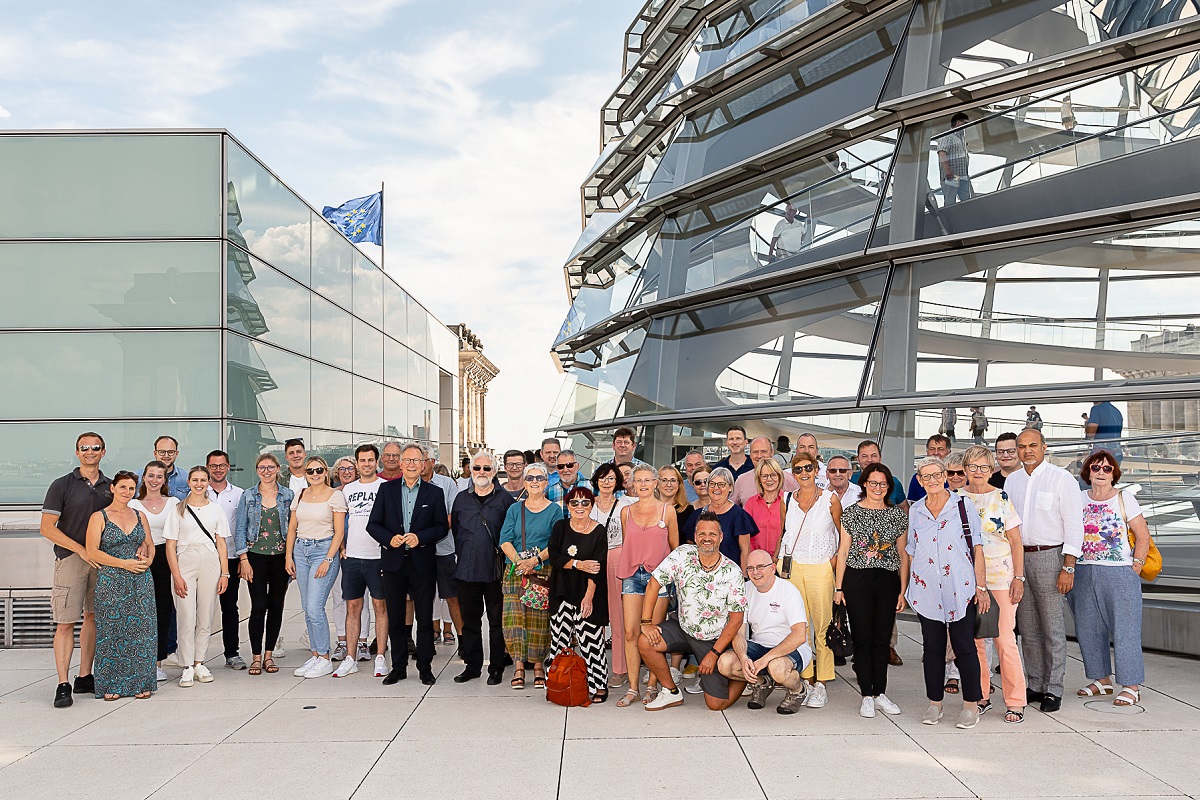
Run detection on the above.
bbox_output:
[2,596,1198,800]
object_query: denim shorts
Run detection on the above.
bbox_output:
[621,565,668,597]
[341,557,384,600]
[746,639,806,672]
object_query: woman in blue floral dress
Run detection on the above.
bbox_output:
[85,471,157,700]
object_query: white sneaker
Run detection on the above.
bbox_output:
[179,666,195,688]
[874,693,901,715]
[357,642,371,662]
[805,681,828,708]
[305,657,334,678]
[644,686,685,711]
[163,652,182,667]
[333,658,359,678]
[294,656,318,677]
[274,638,286,658]
[156,667,168,682]
[860,695,876,718]
[373,655,388,677]
[194,664,214,683]
[684,677,704,694]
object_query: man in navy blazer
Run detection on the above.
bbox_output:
[367,442,448,685]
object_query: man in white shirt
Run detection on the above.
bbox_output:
[794,433,828,488]
[731,437,799,505]
[825,455,862,506]
[1004,429,1084,713]
[206,450,246,671]
[334,445,390,678]
[769,203,809,260]
[284,438,308,493]
[718,549,814,715]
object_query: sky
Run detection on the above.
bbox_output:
[0,0,643,451]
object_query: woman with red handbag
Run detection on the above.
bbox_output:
[547,486,609,703]
[499,463,565,690]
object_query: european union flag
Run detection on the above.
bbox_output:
[322,192,383,245]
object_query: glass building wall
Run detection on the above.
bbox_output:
[0,132,458,506]
[552,0,1200,590]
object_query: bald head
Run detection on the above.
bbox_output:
[749,436,774,466]
[746,549,777,589]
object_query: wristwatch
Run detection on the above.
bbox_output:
[1013,576,1026,583]
[1061,566,1076,575]
[323,556,335,564]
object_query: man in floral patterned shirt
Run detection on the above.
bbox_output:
[637,512,748,711]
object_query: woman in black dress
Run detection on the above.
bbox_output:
[548,485,609,703]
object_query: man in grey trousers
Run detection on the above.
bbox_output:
[1004,429,1084,713]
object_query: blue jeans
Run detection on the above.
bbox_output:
[293,538,340,656]
[621,566,668,597]
[942,177,973,206]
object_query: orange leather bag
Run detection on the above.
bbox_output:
[545,647,591,707]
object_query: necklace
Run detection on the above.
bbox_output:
[699,554,721,572]
[570,517,592,533]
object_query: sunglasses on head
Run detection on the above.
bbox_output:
[1090,463,1115,474]
[306,467,326,475]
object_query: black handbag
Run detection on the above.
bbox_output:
[826,602,854,659]
[956,497,1000,640]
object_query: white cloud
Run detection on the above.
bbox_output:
[0,105,10,118]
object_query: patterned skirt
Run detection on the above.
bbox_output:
[94,565,158,698]
[502,566,551,663]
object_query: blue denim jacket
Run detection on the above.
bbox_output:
[235,483,295,556]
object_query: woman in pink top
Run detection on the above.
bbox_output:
[615,464,679,707]
[743,458,786,554]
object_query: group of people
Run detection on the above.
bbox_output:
[42,422,1151,726]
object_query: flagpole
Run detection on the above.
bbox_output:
[380,181,385,272]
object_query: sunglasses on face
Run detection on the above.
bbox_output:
[471,465,493,472]
[526,475,548,483]
[556,462,577,470]
[1090,463,1115,474]
[947,470,965,477]
[792,464,816,473]
[306,467,326,475]
[693,479,708,486]
[78,445,103,452]
[568,499,592,508]
[827,468,850,474]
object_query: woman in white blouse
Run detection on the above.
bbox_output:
[130,460,180,682]
[164,466,231,688]
[775,451,842,709]
[286,456,347,679]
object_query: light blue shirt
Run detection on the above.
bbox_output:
[905,494,982,623]
[400,479,420,531]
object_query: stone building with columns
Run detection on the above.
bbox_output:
[452,324,499,460]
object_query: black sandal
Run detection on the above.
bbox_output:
[978,699,992,714]
[591,690,609,704]
[1004,708,1025,724]
[944,678,960,695]
[511,669,526,690]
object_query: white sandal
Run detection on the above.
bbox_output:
[1077,680,1114,697]
[1114,687,1140,707]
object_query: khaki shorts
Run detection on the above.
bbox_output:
[51,553,97,623]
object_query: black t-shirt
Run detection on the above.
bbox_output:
[42,468,114,559]
[988,471,1006,490]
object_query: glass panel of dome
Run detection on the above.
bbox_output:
[226,333,311,426]
[310,215,354,312]
[227,141,311,285]
[227,249,310,357]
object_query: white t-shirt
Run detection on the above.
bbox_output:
[130,496,179,546]
[342,479,382,559]
[163,501,232,555]
[746,576,813,665]
[287,472,309,493]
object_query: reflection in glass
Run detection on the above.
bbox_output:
[0,420,219,505]
[384,336,410,390]
[384,387,409,440]
[0,241,220,329]
[408,349,429,402]
[384,279,408,345]
[227,421,308,490]
[0,331,219,419]
[353,376,384,436]
[549,325,649,428]
[226,333,310,427]
[311,361,353,432]
[407,295,430,358]
[0,134,220,238]
[354,319,384,382]
[310,217,354,311]
[353,252,383,329]
[227,142,311,284]
[310,294,353,371]
[227,246,310,357]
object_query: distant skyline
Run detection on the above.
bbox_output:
[0,0,644,451]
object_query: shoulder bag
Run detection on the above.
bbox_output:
[825,601,853,659]
[1117,491,1162,581]
[545,646,591,707]
[516,505,550,610]
[957,498,999,639]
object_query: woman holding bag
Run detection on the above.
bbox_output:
[960,445,1027,723]
[499,462,564,690]
[1072,449,1150,707]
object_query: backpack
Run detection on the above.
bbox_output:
[545,647,592,707]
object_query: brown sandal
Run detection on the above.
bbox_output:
[135,691,152,699]
[249,658,263,675]
[263,658,279,674]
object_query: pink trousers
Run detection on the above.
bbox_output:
[976,584,1027,708]
[607,545,626,675]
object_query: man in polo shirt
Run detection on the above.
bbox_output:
[714,425,752,480]
[41,432,114,708]
[610,426,649,471]
[206,450,246,670]
[852,440,907,509]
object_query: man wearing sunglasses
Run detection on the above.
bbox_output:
[825,455,862,506]
[547,449,592,512]
[42,432,113,708]
[1004,429,1084,713]
[451,452,516,684]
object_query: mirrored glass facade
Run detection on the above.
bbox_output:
[552,1,1200,590]
[1,132,459,505]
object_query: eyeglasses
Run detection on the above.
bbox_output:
[155,449,177,456]
[660,477,678,483]
[708,481,729,490]
[471,465,493,473]
[827,468,850,474]
[792,464,816,473]
[633,477,656,485]
[567,499,592,508]
[865,480,889,489]
[306,467,326,475]
[1090,463,1115,474]
[400,458,423,464]
[918,472,945,481]
[337,466,356,472]
[257,465,278,472]
[746,563,774,573]
[382,453,402,460]
[78,445,103,452]
[947,470,965,477]
[556,462,577,470]
[505,462,524,469]
[966,464,991,473]
[995,448,1017,456]
[525,475,548,483]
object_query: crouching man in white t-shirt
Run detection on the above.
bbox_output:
[718,548,813,714]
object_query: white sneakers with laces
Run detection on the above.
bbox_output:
[294,656,319,677]
[805,682,828,708]
[333,658,359,678]
[179,666,195,688]
[194,664,214,683]
[874,693,901,715]
[305,657,334,678]
[860,695,876,718]
[374,655,388,677]
[644,687,685,711]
